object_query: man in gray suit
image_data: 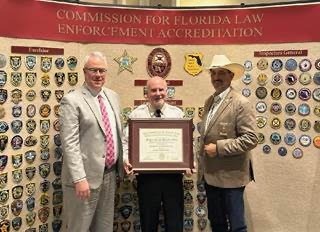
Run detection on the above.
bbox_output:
[60,51,123,232]
[197,55,258,232]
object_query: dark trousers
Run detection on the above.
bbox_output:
[205,183,247,232]
[136,173,184,232]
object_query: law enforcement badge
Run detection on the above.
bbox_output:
[314,120,320,133]
[0,219,10,231]
[12,216,22,230]
[0,135,8,152]
[271,88,282,100]
[25,72,37,87]
[67,56,78,71]
[256,58,268,70]
[285,73,297,85]
[52,219,63,232]
[270,132,281,145]
[255,87,267,99]
[314,136,320,149]
[55,57,64,69]
[271,58,283,72]
[11,135,23,150]
[270,102,282,114]
[40,193,49,206]
[284,103,296,116]
[24,135,38,147]
[299,119,311,131]
[284,118,296,130]
[183,179,194,191]
[278,146,287,156]
[41,148,51,161]
[147,47,171,78]
[40,120,50,134]
[197,181,205,192]
[166,86,175,98]
[12,169,23,183]
[184,218,194,232]
[0,173,7,189]
[292,148,303,159]
[53,134,61,147]
[299,72,312,85]
[26,166,36,180]
[38,207,50,223]
[313,88,320,102]
[242,73,252,85]
[55,90,64,102]
[257,133,265,144]
[11,89,22,104]
[12,105,22,118]
[12,154,22,169]
[198,107,204,119]
[54,72,65,87]
[184,107,195,119]
[40,89,51,102]
[284,132,296,146]
[41,57,52,73]
[184,191,193,204]
[53,204,62,218]
[262,144,271,154]
[39,163,51,179]
[120,220,131,232]
[257,73,268,86]
[271,73,282,86]
[26,119,36,134]
[53,119,60,131]
[242,88,251,97]
[256,116,267,128]
[26,104,36,118]
[244,60,253,71]
[26,196,35,211]
[0,54,6,68]
[10,72,22,87]
[298,103,310,116]
[26,211,36,226]
[53,161,62,176]
[52,178,62,191]
[197,192,206,205]
[10,56,22,71]
[184,204,194,218]
[26,182,36,196]
[195,206,207,218]
[26,89,36,101]
[0,89,7,105]
[255,101,267,113]
[298,88,311,101]
[39,223,49,232]
[0,70,7,88]
[114,50,138,74]
[41,74,50,87]
[25,150,36,164]
[270,117,281,129]
[285,58,297,71]
[68,72,78,86]
[299,134,311,147]
[40,104,51,117]
[299,58,312,72]
[11,199,23,216]
[52,190,63,205]
[25,55,37,71]
[184,52,203,76]
[0,121,9,133]
[0,106,4,119]
[10,121,22,134]
[120,205,132,219]
[133,220,141,232]
[0,155,8,171]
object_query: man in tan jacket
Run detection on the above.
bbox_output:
[198,55,258,232]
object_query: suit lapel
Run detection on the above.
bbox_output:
[204,92,233,136]
[81,86,105,134]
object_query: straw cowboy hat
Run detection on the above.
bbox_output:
[206,54,244,80]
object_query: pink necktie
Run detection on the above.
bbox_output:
[98,95,115,168]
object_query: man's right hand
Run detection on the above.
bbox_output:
[74,179,90,200]
[124,159,133,175]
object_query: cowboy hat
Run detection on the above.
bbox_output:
[206,55,244,80]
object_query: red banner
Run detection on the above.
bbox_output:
[0,0,319,45]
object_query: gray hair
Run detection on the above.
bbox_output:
[83,51,107,67]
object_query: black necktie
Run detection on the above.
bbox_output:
[155,109,161,118]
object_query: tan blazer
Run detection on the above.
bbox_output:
[197,88,258,188]
[60,85,123,189]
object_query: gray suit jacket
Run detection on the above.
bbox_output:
[198,88,258,188]
[60,85,123,189]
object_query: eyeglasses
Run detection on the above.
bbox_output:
[85,68,107,74]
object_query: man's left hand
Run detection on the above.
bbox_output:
[204,143,217,157]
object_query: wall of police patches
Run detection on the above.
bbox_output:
[0,37,320,232]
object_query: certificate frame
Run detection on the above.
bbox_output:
[128,118,193,173]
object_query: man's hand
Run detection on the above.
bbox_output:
[204,143,217,158]
[74,179,90,200]
[124,159,133,175]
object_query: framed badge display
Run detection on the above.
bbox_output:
[128,118,193,173]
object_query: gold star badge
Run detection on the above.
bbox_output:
[114,50,137,74]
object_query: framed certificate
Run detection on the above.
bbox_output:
[128,118,193,172]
